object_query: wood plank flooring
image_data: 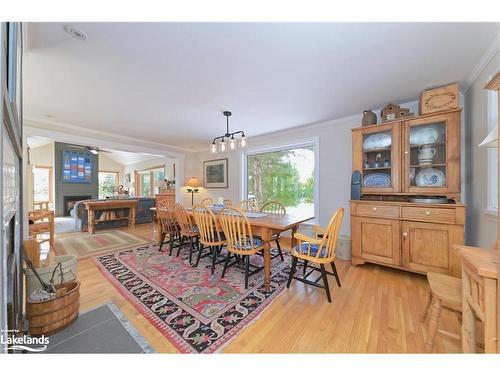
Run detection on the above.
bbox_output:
[55,223,461,353]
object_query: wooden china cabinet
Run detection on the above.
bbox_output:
[351,108,465,277]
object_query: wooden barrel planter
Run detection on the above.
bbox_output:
[27,281,80,336]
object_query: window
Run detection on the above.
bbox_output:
[486,89,498,216]
[33,166,52,203]
[98,171,119,199]
[243,140,318,218]
[135,166,165,197]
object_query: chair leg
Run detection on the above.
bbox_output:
[330,261,341,287]
[287,256,298,288]
[169,233,174,256]
[159,232,166,251]
[320,264,332,303]
[177,235,185,257]
[189,236,194,265]
[276,239,284,261]
[425,297,442,353]
[195,243,204,267]
[244,256,250,289]
[221,252,232,279]
[211,246,217,274]
[303,260,308,275]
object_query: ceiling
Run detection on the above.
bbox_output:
[27,136,164,165]
[24,22,500,150]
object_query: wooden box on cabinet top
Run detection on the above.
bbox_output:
[351,200,465,277]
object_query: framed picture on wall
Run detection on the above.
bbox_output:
[125,173,131,183]
[203,158,228,188]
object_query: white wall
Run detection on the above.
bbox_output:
[99,153,125,185]
[124,156,177,196]
[184,100,420,237]
[464,50,500,247]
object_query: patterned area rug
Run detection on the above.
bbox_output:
[94,243,292,353]
[56,231,151,260]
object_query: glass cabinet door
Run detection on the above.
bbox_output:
[354,123,400,193]
[404,111,460,194]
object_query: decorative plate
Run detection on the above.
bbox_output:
[363,132,391,150]
[415,168,446,187]
[363,173,391,187]
[410,126,439,145]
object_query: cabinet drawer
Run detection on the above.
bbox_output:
[402,207,456,223]
[356,204,400,218]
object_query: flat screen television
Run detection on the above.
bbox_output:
[62,150,92,183]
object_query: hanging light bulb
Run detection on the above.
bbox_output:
[219,138,226,152]
[210,141,217,154]
[229,136,236,151]
[240,134,247,149]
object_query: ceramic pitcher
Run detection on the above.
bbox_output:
[418,145,436,165]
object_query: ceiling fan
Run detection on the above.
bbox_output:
[71,145,112,155]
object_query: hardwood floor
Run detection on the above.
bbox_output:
[57,223,461,353]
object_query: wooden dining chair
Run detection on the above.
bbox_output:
[260,201,286,261]
[286,208,344,303]
[423,272,462,352]
[157,200,181,255]
[28,209,55,247]
[173,203,200,264]
[223,199,233,207]
[192,204,225,274]
[200,197,214,206]
[239,199,258,212]
[219,207,265,289]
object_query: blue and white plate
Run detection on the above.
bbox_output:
[415,168,446,187]
[363,132,392,150]
[363,173,391,187]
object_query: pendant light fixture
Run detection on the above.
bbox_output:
[209,111,247,153]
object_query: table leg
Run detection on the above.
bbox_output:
[88,209,95,235]
[461,269,476,353]
[291,225,298,250]
[131,207,136,228]
[261,228,272,291]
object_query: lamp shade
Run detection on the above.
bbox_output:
[187,177,200,188]
[479,124,498,148]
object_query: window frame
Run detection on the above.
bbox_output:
[98,170,120,199]
[485,87,498,219]
[241,138,320,224]
[32,165,53,204]
[134,164,165,197]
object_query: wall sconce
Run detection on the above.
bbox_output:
[186,176,200,206]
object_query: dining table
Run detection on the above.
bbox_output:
[187,208,314,291]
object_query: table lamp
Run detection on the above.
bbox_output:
[186,177,200,206]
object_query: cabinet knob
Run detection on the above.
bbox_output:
[402,232,408,238]
[372,207,377,211]
[425,211,431,215]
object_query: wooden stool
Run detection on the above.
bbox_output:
[425,272,462,352]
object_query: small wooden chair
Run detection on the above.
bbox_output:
[192,204,225,273]
[156,200,180,255]
[173,204,199,264]
[200,197,214,206]
[28,210,55,247]
[239,199,258,212]
[219,207,265,289]
[260,201,286,261]
[223,199,233,207]
[424,272,462,352]
[286,208,344,302]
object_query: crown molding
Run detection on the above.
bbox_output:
[464,32,500,93]
[24,116,192,157]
